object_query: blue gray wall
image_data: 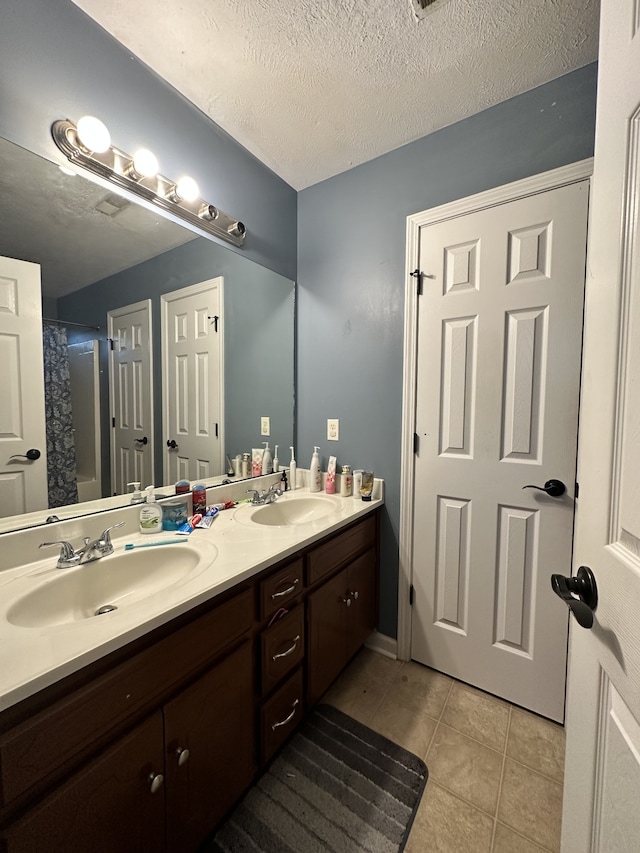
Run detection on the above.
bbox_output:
[297,64,598,637]
[0,0,297,281]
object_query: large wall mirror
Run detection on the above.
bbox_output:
[0,136,295,534]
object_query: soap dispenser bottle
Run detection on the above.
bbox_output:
[262,441,272,475]
[128,482,144,504]
[310,446,322,492]
[139,485,162,534]
[289,446,297,491]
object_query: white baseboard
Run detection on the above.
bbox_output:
[365,631,398,660]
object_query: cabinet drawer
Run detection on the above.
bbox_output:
[0,587,253,809]
[261,668,304,764]
[260,607,305,696]
[307,515,376,586]
[259,558,303,619]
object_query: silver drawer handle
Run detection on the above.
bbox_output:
[271,698,299,731]
[271,578,300,600]
[272,634,301,661]
[148,772,164,794]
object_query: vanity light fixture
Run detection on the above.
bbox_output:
[52,117,246,247]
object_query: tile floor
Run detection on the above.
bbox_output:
[322,648,566,853]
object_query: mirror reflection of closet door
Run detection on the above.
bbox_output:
[108,300,153,496]
[161,278,224,486]
[0,255,48,516]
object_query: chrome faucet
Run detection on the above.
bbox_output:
[246,485,283,506]
[40,522,125,569]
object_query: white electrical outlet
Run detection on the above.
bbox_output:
[327,418,339,441]
[261,416,270,436]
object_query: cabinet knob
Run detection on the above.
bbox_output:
[349,590,359,600]
[342,596,351,607]
[176,746,190,766]
[148,772,164,794]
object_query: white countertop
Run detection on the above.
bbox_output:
[0,483,383,713]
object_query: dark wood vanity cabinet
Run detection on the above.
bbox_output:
[0,510,379,853]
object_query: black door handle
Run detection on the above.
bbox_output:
[9,448,41,461]
[135,436,148,445]
[166,439,178,450]
[551,566,598,629]
[523,479,566,497]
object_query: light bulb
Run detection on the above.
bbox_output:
[175,176,199,202]
[76,116,111,153]
[132,149,159,179]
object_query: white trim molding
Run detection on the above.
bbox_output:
[365,630,398,660]
[397,158,594,662]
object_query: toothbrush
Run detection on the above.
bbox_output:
[124,539,187,550]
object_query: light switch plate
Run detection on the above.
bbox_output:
[261,416,270,436]
[327,418,339,441]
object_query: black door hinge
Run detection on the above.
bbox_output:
[112,417,115,428]
[409,584,415,606]
[413,432,419,454]
[215,423,219,438]
[108,337,114,350]
[410,268,423,296]
[208,315,219,332]
[575,481,579,499]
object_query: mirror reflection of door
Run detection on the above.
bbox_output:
[162,278,224,485]
[0,255,48,516]
[108,300,154,495]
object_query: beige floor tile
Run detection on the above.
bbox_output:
[426,723,503,815]
[507,708,566,783]
[340,646,404,691]
[405,782,494,853]
[369,694,437,759]
[322,675,385,725]
[441,680,511,751]
[389,660,453,718]
[493,822,551,853]
[498,758,563,852]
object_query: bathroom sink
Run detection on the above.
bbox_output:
[7,542,216,628]
[235,494,342,528]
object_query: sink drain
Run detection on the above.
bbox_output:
[95,604,118,616]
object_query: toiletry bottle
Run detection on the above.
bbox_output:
[326,455,337,494]
[128,482,143,504]
[139,485,162,534]
[280,469,288,492]
[310,446,322,492]
[273,445,280,473]
[340,465,353,497]
[352,469,363,499]
[175,479,190,495]
[262,441,272,475]
[242,453,250,478]
[192,482,207,514]
[289,446,297,491]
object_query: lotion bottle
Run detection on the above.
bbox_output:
[262,441,272,474]
[289,446,297,491]
[310,446,322,492]
[326,456,337,494]
[139,485,162,534]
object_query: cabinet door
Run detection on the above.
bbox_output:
[346,548,377,660]
[307,567,349,706]
[1,712,165,853]
[163,640,254,853]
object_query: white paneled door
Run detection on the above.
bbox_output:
[108,300,154,495]
[410,181,589,722]
[161,278,224,485]
[0,255,48,517]
[562,1,640,848]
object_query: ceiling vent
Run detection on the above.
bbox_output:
[410,0,450,21]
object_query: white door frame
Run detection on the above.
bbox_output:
[397,158,594,661]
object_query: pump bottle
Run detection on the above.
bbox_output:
[309,446,322,492]
[139,486,162,534]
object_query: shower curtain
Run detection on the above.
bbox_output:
[42,321,79,507]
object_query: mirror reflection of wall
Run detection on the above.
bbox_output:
[0,135,295,532]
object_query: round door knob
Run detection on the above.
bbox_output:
[176,747,190,766]
[148,772,164,794]
[135,436,149,445]
[342,596,351,607]
[349,590,359,600]
[522,479,566,497]
[166,439,178,449]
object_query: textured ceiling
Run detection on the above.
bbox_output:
[71,0,600,190]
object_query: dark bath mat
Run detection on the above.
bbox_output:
[206,703,428,852]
